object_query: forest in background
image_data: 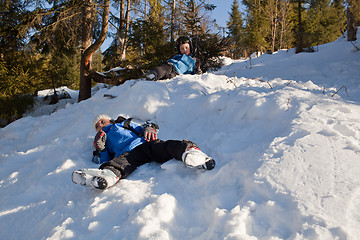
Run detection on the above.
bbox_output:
[0,0,359,125]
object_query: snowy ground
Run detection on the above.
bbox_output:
[0,31,359,240]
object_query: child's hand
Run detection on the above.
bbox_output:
[143,125,158,142]
[94,130,106,151]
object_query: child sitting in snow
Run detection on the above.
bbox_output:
[145,36,202,81]
[72,114,215,189]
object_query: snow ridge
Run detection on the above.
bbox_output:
[0,32,359,239]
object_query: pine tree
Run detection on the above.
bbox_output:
[227,0,244,59]
[345,0,359,41]
[0,0,26,62]
[306,0,346,46]
[242,0,269,54]
[128,0,168,66]
[293,0,307,53]
[182,0,204,36]
[0,0,39,122]
[346,0,359,25]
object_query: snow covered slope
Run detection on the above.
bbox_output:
[0,31,359,239]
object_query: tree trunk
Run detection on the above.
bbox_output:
[270,0,278,53]
[347,8,357,41]
[119,0,131,61]
[78,0,93,102]
[295,0,304,53]
[78,0,110,102]
[117,0,126,62]
[279,0,290,50]
[171,0,176,42]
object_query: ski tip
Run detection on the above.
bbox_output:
[203,159,216,170]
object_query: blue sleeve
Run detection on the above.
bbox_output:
[99,150,111,164]
[117,118,144,136]
[168,54,196,75]
[128,121,144,136]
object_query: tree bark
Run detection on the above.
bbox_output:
[170,0,176,42]
[295,0,304,53]
[347,8,357,41]
[119,0,131,61]
[78,0,110,102]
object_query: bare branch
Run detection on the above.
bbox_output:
[285,98,291,112]
[332,86,349,97]
[257,78,273,89]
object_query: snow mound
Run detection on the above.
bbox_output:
[0,32,359,239]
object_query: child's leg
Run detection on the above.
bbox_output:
[147,63,177,80]
[99,146,151,179]
[95,139,215,187]
[133,139,195,163]
[73,147,151,189]
[140,140,215,170]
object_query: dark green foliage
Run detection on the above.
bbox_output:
[102,41,123,71]
[0,59,36,123]
[239,0,348,54]
[192,33,227,72]
[306,0,346,46]
[127,17,169,67]
[227,0,245,59]
[346,0,360,26]
[182,0,203,36]
[0,0,30,58]
[0,94,35,126]
[0,59,36,97]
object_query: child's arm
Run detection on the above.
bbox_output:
[121,118,144,136]
[194,57,202,74]
[114,116,144,135]
[93,130,112,164]
[121,118,159,141]
[92,149,112,164]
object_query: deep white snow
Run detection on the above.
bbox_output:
[0,30,359,240]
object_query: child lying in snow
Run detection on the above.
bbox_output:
[72,114,215,189]
[144,36,202,81]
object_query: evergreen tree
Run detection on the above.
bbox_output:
[227,0,244,59]
[193,33,227,72]
[345,0,359,41]
[128,0,168,68]
[346,0,359,25]
[293,0,308,53]
[242,0,269,53]
[0,0,39,122]
[0,0,27,62]
[306,0,346,46]
[26,0,85,93]
[182,0,204,36]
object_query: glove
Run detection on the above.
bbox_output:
[94,130,106,151]
[92,150,101,164]
[143,124,158,142]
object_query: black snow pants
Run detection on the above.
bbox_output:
[153,62,178,80]
[99,139,197,179]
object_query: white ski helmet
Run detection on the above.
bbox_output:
[93,114,111,131]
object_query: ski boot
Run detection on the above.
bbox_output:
[72,168,119,189]
[182,147,216,170]
[145,70,158,81]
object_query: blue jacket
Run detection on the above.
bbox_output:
[168,54,196,75]
[98,120,146,163]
